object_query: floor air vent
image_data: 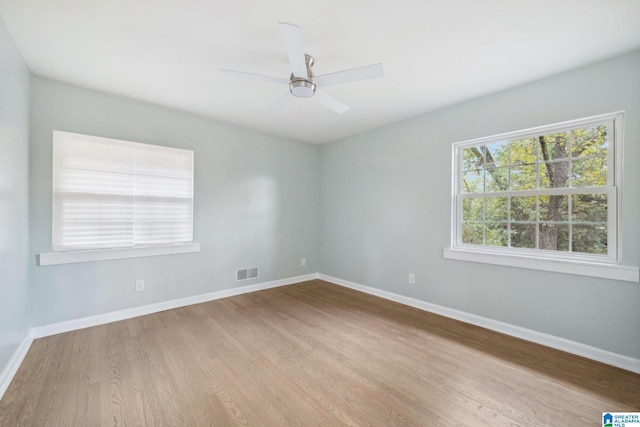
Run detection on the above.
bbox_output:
[236,267,259,281]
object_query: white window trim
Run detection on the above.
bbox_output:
[443,248,638,282]
[39,242,200,266]
[39,131,200,266]
[445,112,639,283]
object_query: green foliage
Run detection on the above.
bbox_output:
[462,223,483,245]
[462,169,483,193]
[511,196,536,221]
[572,157,607,187]
[539,195,568,222]
[572,126,607,157]
[462,198,483,222]
[510,164,537,190]
[485,222,508,247]
[510,137,537,165]
[511,223,536,248]
[572,225,607,254]
[485,197,508,221]
[572,194,607,223]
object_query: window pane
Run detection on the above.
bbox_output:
[571,126,607,157]
[571,157,606,187]
[485,166,509,192]
[539,223,569,251]
[539,195,568,222]
[462,169,484,193]
[572,194,607,223]
[509,164,537,190]
[538,132,568,161]
[484,141,509,167]
[462,223,483,244]
[485,197,507,221]
[511,196,536,222]
[539,161,570,189]
[462,198,483,222]
[463,147,483,171]
[510,223,536,249]
[485,222,508,247]
[572,224,607,254]
[510,137,537,165]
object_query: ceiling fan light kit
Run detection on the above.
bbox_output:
[220,23,383,113]
[289,79,316,98]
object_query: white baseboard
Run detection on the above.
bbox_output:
[31,273,318,339]
[318,273,640,374]
[0,330,33,401]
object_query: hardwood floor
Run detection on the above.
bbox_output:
[1,280,638,426]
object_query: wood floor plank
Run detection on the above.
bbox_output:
[1,280,638,426]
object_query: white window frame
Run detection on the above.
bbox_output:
[444,112,638,283]
[39,131,200,266]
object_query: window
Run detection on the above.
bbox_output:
[39,131,199,265]
[445,112,638,282]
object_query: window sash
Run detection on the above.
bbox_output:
[455,187,616,260]
[52,131,194,252]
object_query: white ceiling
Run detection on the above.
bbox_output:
[1,1,639,144]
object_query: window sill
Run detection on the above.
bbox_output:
[443,247,639,283]
[38,243,201,266]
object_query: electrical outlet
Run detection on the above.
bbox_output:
[408,273,415,284]
[301,258,306,266]
[135,279,145,291]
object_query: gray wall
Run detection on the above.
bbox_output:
[9,38,640,365]
[0,17,30,373]
[29,76,320,326]
[320,51,640,359]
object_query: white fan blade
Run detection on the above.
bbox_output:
[279,22,308,78]
[314,90,350,114]
[219,69,289,85]
[268,91,293,111]
[314,63,383,87]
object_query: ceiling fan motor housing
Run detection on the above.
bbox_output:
[289,54,316,98]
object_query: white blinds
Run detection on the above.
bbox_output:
[52,131,194,251]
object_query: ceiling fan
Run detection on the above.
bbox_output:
[220,23,384,114]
